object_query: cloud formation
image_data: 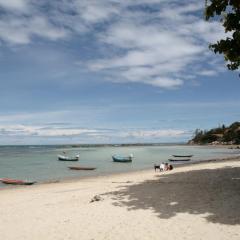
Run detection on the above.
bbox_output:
[0,0,227,89]
[0,0,28,11]
[0,124,187,143]
[122,129,185,138]
[0,125,97,137]
[86,0,226,88]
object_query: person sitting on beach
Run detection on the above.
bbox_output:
[160,162,165,171]
[164,163,169,171]
[168,164,173,170]
[159,163,173,171]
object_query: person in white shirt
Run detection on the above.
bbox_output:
[160,162,165,171]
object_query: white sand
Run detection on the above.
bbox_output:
[0,159,240,240]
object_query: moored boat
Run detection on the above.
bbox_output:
[172,155,193,158]
[0,178,36,185]
[58,154,79,161]
[168,158,191,162]
[112,154,133,163]
[68,166,96,170]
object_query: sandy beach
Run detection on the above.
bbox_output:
[0,158,240,240]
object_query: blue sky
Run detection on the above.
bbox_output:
[0,0,239,144]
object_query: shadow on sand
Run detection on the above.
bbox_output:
[109,166,240,225]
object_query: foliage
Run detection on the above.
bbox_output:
[205,0,240,70]
[191,121,240,144]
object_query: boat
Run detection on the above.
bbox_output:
[68,166,96,170]
[112,154,133,163]
[168,158,191,162]
[0,178,36,185]
[58,154,79,161]
[172,155,193,158]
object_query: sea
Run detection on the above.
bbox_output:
[0,144,239,188]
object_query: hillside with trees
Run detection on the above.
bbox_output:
[190,122,240,145]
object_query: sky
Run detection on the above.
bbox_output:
[0,0,240,145]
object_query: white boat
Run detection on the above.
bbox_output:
[58,154,79,161]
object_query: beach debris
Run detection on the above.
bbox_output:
[90,195,103,203]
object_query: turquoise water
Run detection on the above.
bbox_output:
[0,145,239,188]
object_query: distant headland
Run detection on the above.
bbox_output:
[189,122,240,145]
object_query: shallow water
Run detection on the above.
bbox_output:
[0,145,239,188]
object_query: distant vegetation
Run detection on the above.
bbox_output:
[190,122,240,145]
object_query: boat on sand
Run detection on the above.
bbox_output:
[0,178,36,185]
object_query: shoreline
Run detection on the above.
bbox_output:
[0,156,240,192]
[1,154,239,192]
[0,156,239,239]
[1,144,239,191]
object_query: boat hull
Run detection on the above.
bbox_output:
[0,178,36,185]
[172,155,193,158]
[58,157,79,161]
[112,156,132,163]
[58,155,79,161]
[168,159,191,162]
[68,166,96,170]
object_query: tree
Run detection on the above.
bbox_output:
[205,0,240,70]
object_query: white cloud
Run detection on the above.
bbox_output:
[0,20,30,44]
[0,124,98,137]
[85,1,225,88]
[125,129,186,138]
[0,123,187,141]
[30,17,67,40]
[77,1,119,24]
[149,78,183,88]
[178,20,227,43]
[0,0,228,88]
[88,21,203,87]
[0,15,68,45]
[198,69,218,76]
[0,108,164,139]
[0,0,28,11]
